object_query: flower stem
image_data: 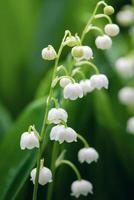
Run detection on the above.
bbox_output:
[32,30,69,200]
[75,61,100,74]
[77,134,89,148]
[55,160,81,180]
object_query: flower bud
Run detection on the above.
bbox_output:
[127,117,134,134]
[50,125,77,144]
[104,24,120,37]
[42,45,57,60]
[60,77,71,88]
[95,35,112,50]
[63,83,83,100]
[48,108,68,124]
[78,147,99,164]
[65,35,80,47]
[71,46,93,61]
[20,131,39,150]
[118,87,134,105]
[30,166,52,185]
[104,5,114,15]
[90,74,109,90]
[71,179,93,198]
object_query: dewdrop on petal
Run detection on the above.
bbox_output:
[50,125,77,144]
[20,131,39,150]
[104,5,114,15]
[90,74,109,90]
[30,167,52,185]
[71,46,93,61]
[104,24,120,37]
[78,147,99,164]
[95,35,112,50]
[63,83,83,100]
[48,108,68,124]
[127,117,134,134]
[118,87,134,105]
[71,179,93,198]
[115,57,134,79]
[42,45,57,60]
[79,80,94,95]
[60,77,71,88]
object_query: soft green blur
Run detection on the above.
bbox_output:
[0,0,134,200]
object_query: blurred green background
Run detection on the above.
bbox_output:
[0,0,134,199]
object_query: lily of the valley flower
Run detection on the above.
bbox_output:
[118,87,134,105]
[104,24,120,37]
[48,108,68,124]
[20,131,39,150]
[30,166,52,185]
[127,117,134,134]
[78,147,99,164]
[42,45,57,60]
[90,74,109,90]
[79,80,94,95]
[71,46,93,61]
[115,57,134,79]
[71,179,93,198]
[95,35,112,50]
[117,8,134,26]
[60,77,71,88]
[50,125,77,144]
[104,5,114,15]
[63,83,83,100]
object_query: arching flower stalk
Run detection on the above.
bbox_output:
[19,1,119,199]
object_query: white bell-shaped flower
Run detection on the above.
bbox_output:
[90,74,109,90]
[48,108,68,124]
[115,57,134,79]
[20,131,39,150]
[104,6,114,15]
[63,83,83,100]
[118,87,134,105]
[42,45,57,60]
[117,9,134,26]
[60,77,71,88]
[78,147,99,164]
[71,46,93,61]
[30,166,52,185]
[104,24,120,37]
[50,125,77,144]
[127,117,134,134]
[95,35,112,50]
[79,80,94,95]
[65,35,80,47]
[71,179,93,198]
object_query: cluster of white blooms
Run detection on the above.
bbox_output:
[19,1,118,198]
[78,147,99,164]
[126,117,134,134]
[116,6,134,26]
[118,87,134,105]
[31,166,52,185]
[60,74,109,101]
[115,57,134,79]
[71,179,93,198]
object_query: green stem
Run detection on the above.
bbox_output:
[77,134,89,147]
[86,25,104,35]
[75,61,100,74]
[32,30,69,200]
[55,160,81,180]
[81,1,107,42]
[94,14,112,24]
